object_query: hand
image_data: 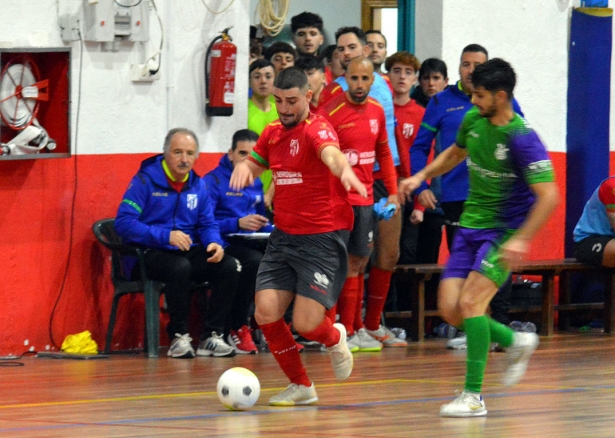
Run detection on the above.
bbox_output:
[229,161,254,191]
[206,242,224,263]
[341,166,368,198]
[398,174,424,204]
[418,189,438,210]
[239,214,269,231]
[499,237,530,270]
[385,194,400,217]
[410,209,424,225]
[169,230,193,251]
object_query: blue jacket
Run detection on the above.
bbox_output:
[115,154,223,250]
[410,81,523,202]
[203,155,273,246]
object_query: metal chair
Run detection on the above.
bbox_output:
[92,218,163,358]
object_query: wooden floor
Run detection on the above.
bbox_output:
[2,332,615,437]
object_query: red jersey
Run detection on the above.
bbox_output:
[318,80,344,107]
[319,93,396,206]
[250,114,353,234]
[394,98,425,179]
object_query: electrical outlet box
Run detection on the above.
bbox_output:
[59,14,80,42]
[131,63,160,82]
[82,0,149,43]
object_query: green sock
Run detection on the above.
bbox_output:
[488,316,514,348]
[464,315,490,393]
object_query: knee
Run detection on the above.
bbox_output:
[254,305,277,326]
[292,312,321,333]
[220,255,242,276]
[164,258,192,283]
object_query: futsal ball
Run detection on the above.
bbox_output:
[217,367,260,410]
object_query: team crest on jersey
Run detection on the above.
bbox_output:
[344,149,359,166]
[369,119,379,135]
[186,194,198,210]
[495,143,509,160]
[290,139,300,156]
[403,123,415,138]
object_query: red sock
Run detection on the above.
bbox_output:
[354,274,365,332]
[260,318,311,387]
[298,315,340,348]
[325,304,337,324]
[338,276,359,336]
[365,267,392,330]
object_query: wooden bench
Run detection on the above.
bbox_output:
[387,259,615,342]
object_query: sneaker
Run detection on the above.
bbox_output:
[502,332,539,386]
[196,331,236,357]
[167,333,195,358]
[296,342,305,353]
[446,333,467,350]
[228,325,258,355]
[345,333,360,353]
[327,323,353,380]
[294,334,320,347]
[268,383,318,406]
[365,325,408,348]
[354,328,383,352]
[440,390,487,417]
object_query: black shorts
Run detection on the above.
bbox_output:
[373,178,389,204]
[343,205,375,257]
[574,235,613,266]
[255,228,349,309]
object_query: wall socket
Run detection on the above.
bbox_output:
[131,63,161,82]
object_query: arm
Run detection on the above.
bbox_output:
[410,100,440,195]
[320,145,367,198]
[500,181,560,269]
[399,144,468,202]
[229,159,264,191]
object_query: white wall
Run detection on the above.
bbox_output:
[0,0,250,156]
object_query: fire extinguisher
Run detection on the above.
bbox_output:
[205,27,236,117]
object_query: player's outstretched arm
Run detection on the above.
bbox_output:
[229,160,261,191]
[399,144,467,202]
[320,145,368,198]
[500,181,560,269]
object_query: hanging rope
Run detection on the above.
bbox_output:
[201,0,235,15]
[256,0,289,36]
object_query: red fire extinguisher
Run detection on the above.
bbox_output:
[205,27,236,116]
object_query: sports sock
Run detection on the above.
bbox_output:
[325,304,337,325]
[364,267,392,330]
[297,315,341,348]
[259,318,311,387]
[488,316,514,348]
[354,274,365,332]
[464,315,490,394]
[338,276,359,336]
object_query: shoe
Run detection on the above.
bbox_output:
[294,334,320,347]
[268,383,318,406]
[196,331,236,357]
[502,332,539,386]
[365,325,408,348]
[345,333,360,353]
[167,333,195,358]
[446,333,467,350]
[228,325,258,355]
[327,323,353,380]
[509,321,537,333]
[296,342,305,353]
[440,390,487,417]
[354,328,383,352]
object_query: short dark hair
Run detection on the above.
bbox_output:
[264,41,298,61]
[419,58,448,80]
[461,44,488,60]
[290,11,323,34]
[471,58,516,100]
[163,128,199,156]
[295,55,324,72]
[232,129,259,151]
[384,51,420,73]
[335,26,366,46]
[249,58,274,75]
[321,44,337,63]
[366,30,387,48]
[273,66,308,91]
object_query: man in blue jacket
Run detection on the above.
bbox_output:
[115,128,241,359]
[204,129,274,355]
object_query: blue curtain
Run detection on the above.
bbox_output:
[397,0,415,53]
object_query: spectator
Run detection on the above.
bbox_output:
[366,30,387,75]
[264,41,298,75]
[411,58,449,108]
[295,56,326,111]
[321,44,344,82]
[114,128,241,359]
[203,129,274,355]
[290,11,325,57]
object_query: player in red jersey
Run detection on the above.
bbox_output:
[319,57,399,351]
[230,67,367,406]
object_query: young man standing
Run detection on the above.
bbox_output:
[264,42,297,75]
[295,56,326,112]
[399,58,559,417]
[411,58,449,108]
[366,30,388,75]
[290,12,325,57]
[230,67,367,406]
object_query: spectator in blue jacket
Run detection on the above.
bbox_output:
[115,128,241,359]
[204,129,274,354]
